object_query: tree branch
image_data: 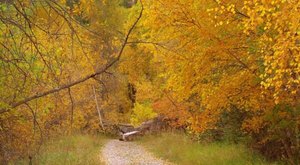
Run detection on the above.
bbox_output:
[0,0,144,114]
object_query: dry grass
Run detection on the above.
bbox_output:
[139,133,281,165]
[13,134,107,165]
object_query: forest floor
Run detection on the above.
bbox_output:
[101,139,173,165]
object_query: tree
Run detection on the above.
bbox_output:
[0,0,143,162]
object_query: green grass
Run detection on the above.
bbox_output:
[139,133,280,165]
[14,134,107,165]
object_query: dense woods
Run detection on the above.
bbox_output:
[0,0,299,164]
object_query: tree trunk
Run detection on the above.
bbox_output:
[93,85,105,131]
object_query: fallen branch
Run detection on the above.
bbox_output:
[120,131,140,141]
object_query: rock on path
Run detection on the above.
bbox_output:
[101,140,172,165]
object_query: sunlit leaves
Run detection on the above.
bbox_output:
[130,102,157,126]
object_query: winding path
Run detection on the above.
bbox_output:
[101,140,172,165]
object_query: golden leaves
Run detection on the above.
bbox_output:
[137,0,299,135]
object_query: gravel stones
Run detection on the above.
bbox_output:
[101,140,172,165]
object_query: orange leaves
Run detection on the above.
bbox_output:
[242,116,265,134]
[152,96,191,128]
[189,110,221,133]
[137,0,299,136]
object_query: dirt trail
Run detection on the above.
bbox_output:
[101,139,173,165]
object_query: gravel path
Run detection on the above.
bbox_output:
[101,139,172,165]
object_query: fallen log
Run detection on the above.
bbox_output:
[102,116,169,141]
[119,130,140,141]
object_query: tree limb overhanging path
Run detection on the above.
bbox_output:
[0,1,144,114]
